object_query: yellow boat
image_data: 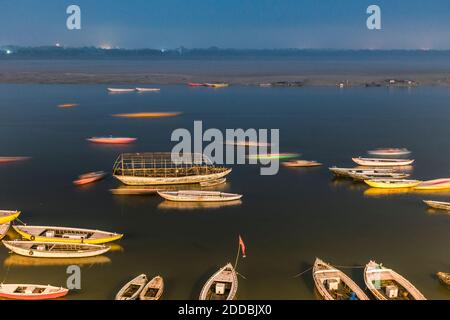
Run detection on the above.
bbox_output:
[205,83,229,88]
[0,210,21,224]
[12,225,123,244]
[414,178,450,190]
[364,179,422,189]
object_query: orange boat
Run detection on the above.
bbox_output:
[57,103,78,108]
[112,112,181,118]
[87,137,137,144]
[0,157,30,164]
[73,171,107,186]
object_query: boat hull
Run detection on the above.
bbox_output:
[352,158,414,167]
[158,191,242,202]
[364,180,421,189]
[0,285,68,300]
[0,211,20,224]
[2,241,110,258]
[114,168,232,186]
[12,226,123,245]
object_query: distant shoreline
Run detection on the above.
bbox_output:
[0,71,447,86]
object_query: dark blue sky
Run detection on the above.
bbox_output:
[1,0,449,49]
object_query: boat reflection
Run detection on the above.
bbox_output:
[3,255,112,267]
[364,187,412,197]
[158,200,242,210]
[109,243,124,252]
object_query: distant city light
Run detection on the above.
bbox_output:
[160,48,166,53]
[55,43,61,47]
[100,44,112,50]
[5,49,12,55]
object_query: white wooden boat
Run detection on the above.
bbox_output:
[282,160,322,167]
[312,258,369,300]
[0,210,20,224]
[158,190,242,202]
[2,240,110,258]
[368,148,411,156]
[329,167,395,178]
[199,263,238,300]
[364,179,422,189]
[107,88,135,93]
[348,172,410,181]
[0,222,10,240]
[0,156,30,163]
[13,225,123,244]
[115,274,147,300]
[352,157,414,167]
[423,200,450,211]
[364,261,426,300]
[0,283,68,300]
[135,88,160,92]
[415,178,450,190]
[200,178,226,187]
[139,276,164,300]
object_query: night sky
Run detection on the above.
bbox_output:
[1,0,449,49]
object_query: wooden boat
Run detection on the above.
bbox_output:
[364,261,426,300]
[113,153,231,186]
[200,178,226,187]
[282,160,322,167]
[312,258,369,300]
[87,137,137,144]
[13,225,123,244]
[199,263,238,300]
[364,179,422,189]
[0,222,10,240]
[112,112,181,118]
[115,274,147,300]
[436,272,450,287]
[352,157,415,167]
[348,172,410,181]
[205,83,229,88]
[139,276,164,300]
[2,240,111,258]
[329,167,396,178]
[423,200,450,211]
[135,88,160,92]
[0,210,20,224]
[158,190,242,202]
[57,103,78,108]
[73,171,107,186]
[110,187,159,195]
[0,156,30,164]
[0,284,68,300]
[107,88,135,93]
[368,148,411,156]
[415,178,450,190]
[188,83,206,87]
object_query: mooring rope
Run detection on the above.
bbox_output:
[293,264,365,278]
[15,217,27,226]
[293,267,312,278]
[236,272,247,280]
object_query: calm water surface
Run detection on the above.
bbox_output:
[0,84,449,300]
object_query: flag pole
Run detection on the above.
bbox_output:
[234,239,241,270]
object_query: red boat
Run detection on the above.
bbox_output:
[0,284,68,300]
[188,83,206,87]
[0,156,30,164]
[87,137,137,144]
[73,171,107,186]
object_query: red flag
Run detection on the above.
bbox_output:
[239,235,246,258]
